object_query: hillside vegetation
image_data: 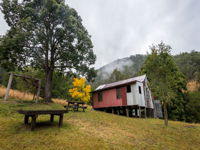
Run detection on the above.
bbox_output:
[94,51,200,88]
[0,99,199,150]
[175,51,200,81]
[94,55,146,88]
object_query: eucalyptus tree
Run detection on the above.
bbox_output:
[0,0,96,101]
[140,42,186,126]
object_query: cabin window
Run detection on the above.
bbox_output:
[98,92,103,102]
[116,88,121,99]
[127,85,131,93]
[138,86,142,94]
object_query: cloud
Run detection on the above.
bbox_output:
[67,0,200,68]
[0,0,200,68]
[0,12,9,35]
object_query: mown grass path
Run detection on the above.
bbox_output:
[0,99,200,150]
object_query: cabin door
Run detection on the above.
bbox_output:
[126,85,134,105]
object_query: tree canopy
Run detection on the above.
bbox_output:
[0,0,96,101]
[175,51,200,82]
[140,42,186,126]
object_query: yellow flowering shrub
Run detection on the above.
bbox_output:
[69,78,91,103]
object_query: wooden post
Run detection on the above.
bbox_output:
[112,108,114,114]
[31,115,36,131]
[24,115,29,124]
[59,114,63,127]
[130,108,133,117]
[123,108,126,116]
[4,73,13,101]
[117,109,120,115]
[50,114,54,122]
[144,107,147,118]
[135,108,138,117]
[126,108,129,117]
[36,79,41,103]
[139,106,141,118]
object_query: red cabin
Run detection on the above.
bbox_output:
[92,75,154,117]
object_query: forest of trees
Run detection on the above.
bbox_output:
[175,51,200,82]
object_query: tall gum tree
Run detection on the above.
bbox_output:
[0,0,96,102]
[140,42,186,126]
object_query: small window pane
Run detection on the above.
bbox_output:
[116,88,121,99]
[127,85,131,93]
[98,92,103,101]
[138,86,142,94]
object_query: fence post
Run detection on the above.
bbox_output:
[4,73,13,101]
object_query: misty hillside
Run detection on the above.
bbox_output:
[97,54,146,80]
[92,55,146,88]
[94,51,200,88]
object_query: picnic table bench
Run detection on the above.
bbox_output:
[18,110,68,131]
[64,101,87,112]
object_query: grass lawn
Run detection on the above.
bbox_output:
[0,99,200,150]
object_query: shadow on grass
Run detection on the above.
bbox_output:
[11,120,72,133]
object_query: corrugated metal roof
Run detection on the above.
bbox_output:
[93,74,146,92]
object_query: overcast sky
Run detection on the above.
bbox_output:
[0,0,200,68]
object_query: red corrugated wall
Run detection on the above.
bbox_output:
[121,87,127,106]
[92,86,127,108]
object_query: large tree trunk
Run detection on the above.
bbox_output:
[44,69,53,102]
[163,102,168,127]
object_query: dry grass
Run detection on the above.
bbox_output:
[52,98,68,105]
[0,99,199,150]
[0,86,67,104]
[0,86,37,101]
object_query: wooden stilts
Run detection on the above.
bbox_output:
[123,108,126,116]
[139,106,141,118]
[129,108,132,117]
[135,108,138,117]
[4,73,13,101]
[112,109,114,114]
[117,109,120,115]
[126,108,129,117]
[144,107,147,118]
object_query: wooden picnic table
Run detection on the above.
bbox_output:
[18,110,68,131]
[65,101,87,112]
